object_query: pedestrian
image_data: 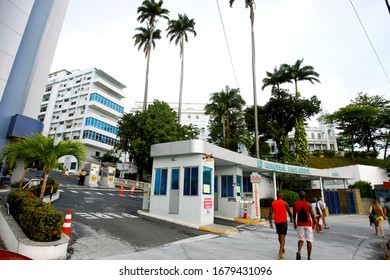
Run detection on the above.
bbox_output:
[293,191,317,260]
[269,191,293,260]
[310,198,323,232]
[384,197,390,227]
[318,197,329,229]
[64,169,70,178]
[78,169,87,185]
[369,200,386,238]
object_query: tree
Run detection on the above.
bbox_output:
[166,13,197,125]
[116,100,199,181]
[133,25,162,57]
[229,0,260,158]
[281,59,320,166]
[261,65,291,93]
[1,134,86,205]
[135,0,169,112]
[205,86,248,151]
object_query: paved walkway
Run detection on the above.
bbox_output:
[103,214,389,260]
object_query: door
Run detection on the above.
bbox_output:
[169,168,180,214]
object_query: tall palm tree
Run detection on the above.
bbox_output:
[282,59,320,166]
[229,0,260,158]
[1,134,86,205]
[281,59,320,99]
[261,65,291,93]
[205,86,246,149]
[136,0,170,112]
[133,25,162,57]
[166,13,197,125]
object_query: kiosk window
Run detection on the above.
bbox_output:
[236,175,242,196]
[171,168,180,190]
[221,175,233,197]
[203,167,212,194]
[154,168,167,195]
[183,167,198,196]
[243,176,253,192]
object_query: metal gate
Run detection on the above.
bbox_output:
[345,190,357,214]
[324,190,342,215]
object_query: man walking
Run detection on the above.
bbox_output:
[269,191,293,260]
[293,191,317,260]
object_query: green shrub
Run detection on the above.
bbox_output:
[281,189,300,206]
[260,197,274,207]
[30,179,59,197]
[323,150,336,158]
[7,189,64,242]
[348,180,374,198]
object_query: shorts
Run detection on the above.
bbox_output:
[377,216,385,222]
[275,222,288,235]
[297,226,314,243]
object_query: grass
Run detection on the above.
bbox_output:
[307,156,386,169]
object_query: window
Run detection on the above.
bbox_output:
[154,168,167,195]
[243,177,253,192]
[318,133,321,138]
[171,168,180,190]
[221,175,233,197]
[236,175,242,196]
[203,167,212,194]
[183,167,198,196]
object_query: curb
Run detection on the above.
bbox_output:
[234,217,267,225]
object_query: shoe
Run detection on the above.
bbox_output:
[278,255,284,260]
[296,252,301,260]
[325,226,330,229]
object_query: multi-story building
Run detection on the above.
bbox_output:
[131,101,210,141]
[39,67,126,172]
[0,0,69,152]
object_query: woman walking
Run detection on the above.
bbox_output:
[369,200,386,238]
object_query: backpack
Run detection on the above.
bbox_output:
[298,207,309,222]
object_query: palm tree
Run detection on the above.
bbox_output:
[136,0,170,112]
[281,58,320,99]
[133,25,162,57]
[166,13,197,125]
[229,0,259,158]
[261,65,291,93]
[205,86,246,149]
[1,134,86,205]
[282,59,320,165]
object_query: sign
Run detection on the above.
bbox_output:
[252,183,261,219]
[250,172,261,183]
[204,198,213,209]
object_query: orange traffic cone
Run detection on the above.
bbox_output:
[62,210,72,238]
[130,185,135,195]
[243,206,248,219]
[120,185,124,195]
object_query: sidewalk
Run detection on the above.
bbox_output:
[102,214,389,260]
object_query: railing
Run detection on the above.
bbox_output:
[114,178,150,191]
[22,178,43,189]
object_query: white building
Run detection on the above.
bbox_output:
[0,0,69,150]
[39,67,126,173]
[132,101,210,141]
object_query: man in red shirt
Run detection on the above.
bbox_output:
[269,191,293,260]
[293,191,317,260]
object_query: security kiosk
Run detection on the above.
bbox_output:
[100,164,116,188]
[84,162,100,188]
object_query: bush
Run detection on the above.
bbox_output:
[281,189,300,206]
[30,179,59,197]
[260,197,274,207]
[323,150,336,158]
[6,189,64,242]
[348,180,374,198]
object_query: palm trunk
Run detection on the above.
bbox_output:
[18,168,27,188]
[249,3,259,158]
[38,172,49,206]
[178,40,184,125]
[143,24,155,112]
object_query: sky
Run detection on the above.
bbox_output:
[50,0,390,118]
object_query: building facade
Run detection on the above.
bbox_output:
[0,0,69,150]
[39,67,126,173]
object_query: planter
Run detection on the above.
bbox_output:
[0,205,69,260]
[0,186,11,197]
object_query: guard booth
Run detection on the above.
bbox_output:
[83,162,100,188]
[100,164,116,188]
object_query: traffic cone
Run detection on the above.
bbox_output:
[120,185,124,195]
[62,210,72,238]
[243,206,248,219]
[130,185,135,195]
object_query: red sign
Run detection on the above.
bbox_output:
[204,198,213,209]
[384,181,390,189]
[250,173,261,183]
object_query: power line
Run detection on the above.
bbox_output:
[349,0,390,87]
[216,0,239,88]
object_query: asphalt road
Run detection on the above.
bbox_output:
[48,172,208,260]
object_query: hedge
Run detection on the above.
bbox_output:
[6,189,64,242]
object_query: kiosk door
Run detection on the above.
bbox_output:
[169,168,180,214]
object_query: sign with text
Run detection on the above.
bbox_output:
[250,172,261,183]
[252,183,261,219]
[204,198,213,209]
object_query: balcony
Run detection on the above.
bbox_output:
[93,78,126,99]
[88,101,122,118]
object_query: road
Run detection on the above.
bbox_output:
[48,172,208,260]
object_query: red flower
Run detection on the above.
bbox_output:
[53,231,57,235]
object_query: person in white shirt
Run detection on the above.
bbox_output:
[318,197,329,229]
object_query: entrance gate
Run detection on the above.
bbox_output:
[324,190,342,215]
